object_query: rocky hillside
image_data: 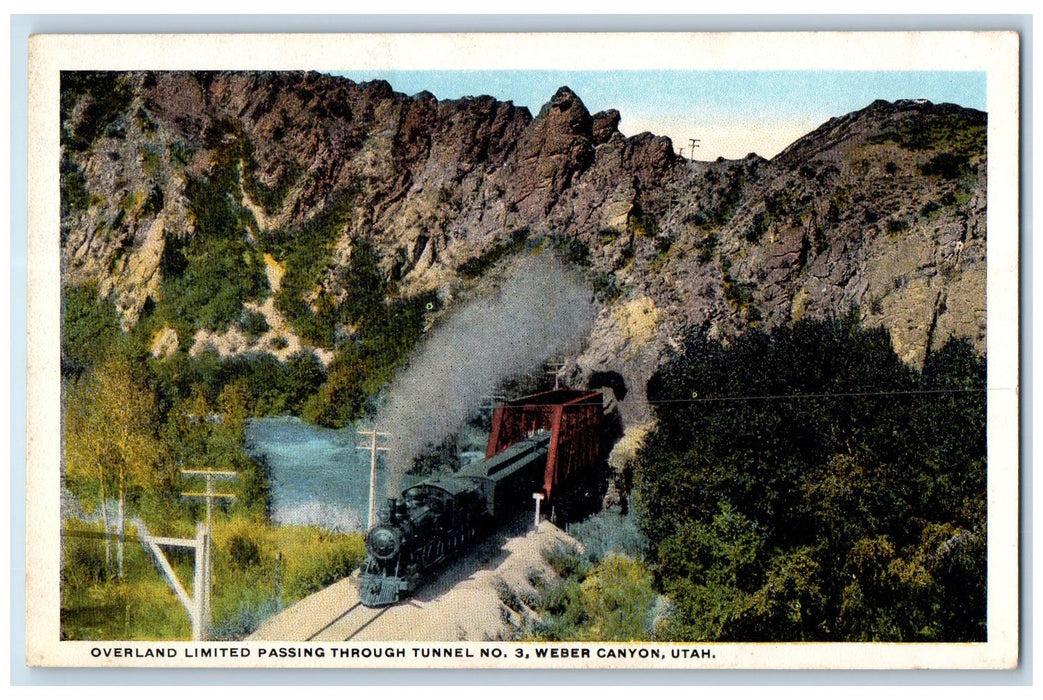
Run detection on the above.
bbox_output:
[59,71,986,424]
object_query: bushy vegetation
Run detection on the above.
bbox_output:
[156,148,269,338]
[60,158,91,218]
[239,308,270,340]
[634,316,986,642]
[554,235,591,266]
[707,167,747,226]
[512,511,660,641]
[886,218,910,237]
[919,152,972,179]
[870,111,986,155]
[148,348,327,420]
[61,282,126,377]
[61,516,364,640]
[245,161,302,216]
[696,231,718,264]
[60,283,365,640]
[266,196,353,348]
[296,241,436,427]
[521,534,660,642]
[744,210,768,244]
[566,510,648,563]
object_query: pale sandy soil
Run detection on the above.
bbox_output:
[248,519,580,642]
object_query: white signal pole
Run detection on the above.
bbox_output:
[357,429,391,529]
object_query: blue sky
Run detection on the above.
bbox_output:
[331,70,986,160]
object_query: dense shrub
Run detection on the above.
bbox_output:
[157,154,269,337]
[920,152,971,179]
[60,159,90,218]
[566,510,647,562]
[580,555,656,641]
[886,218,910,236]
[229,533,262,571]
[525,538,658,642]
[239,308,270,339]
[744,210,768,244]
[61,282,124,377]
[635,318,986,641]
[266,195,353,347]
[284,535,366,599]
[554,235,590,266]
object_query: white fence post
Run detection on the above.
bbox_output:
[193,523,206,640]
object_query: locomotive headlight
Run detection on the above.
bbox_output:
[367,527,400,560]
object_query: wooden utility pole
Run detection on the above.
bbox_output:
[688,138,701,159]
[182,469,238,539]
[180,469,238,639]
[546,356,567,390]
[357,430,391,529]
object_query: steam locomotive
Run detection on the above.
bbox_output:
[358,389,604,607]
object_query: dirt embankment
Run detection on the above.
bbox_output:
[248,519,580,642]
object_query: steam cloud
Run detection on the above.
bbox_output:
[374,252,596,494]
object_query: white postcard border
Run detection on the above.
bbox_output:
[25,30,1021,670]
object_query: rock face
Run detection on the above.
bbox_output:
[60,72,987,424]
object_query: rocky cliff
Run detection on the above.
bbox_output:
[59,71,986,423]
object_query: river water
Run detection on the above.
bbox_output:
[245,417,389,532]
[246,416,492,532]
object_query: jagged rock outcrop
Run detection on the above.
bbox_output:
[60,72,987,424]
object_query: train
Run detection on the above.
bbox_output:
[358,388,605,607]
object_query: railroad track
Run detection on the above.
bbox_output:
[248,576,388,642]
[247,518,565,643]
[304,600,392,642]
[304,602,362,641]
[343,606,392,641]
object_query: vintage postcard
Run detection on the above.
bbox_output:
[25,31,1020,670]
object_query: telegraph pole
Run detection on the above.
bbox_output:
[688,138,701,159]
[181,469,238,640]
[357,429,391,529]
[546,356,567,390]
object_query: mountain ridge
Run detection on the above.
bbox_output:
[59,71,987,424]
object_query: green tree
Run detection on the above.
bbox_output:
[635,319,986,641]
[302,345,375,427]
[64,356,162,578]
[61,282,123,377]
[655,503,765,640]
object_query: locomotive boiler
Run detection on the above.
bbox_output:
[358,389,604,607]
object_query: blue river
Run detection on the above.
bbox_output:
[245,417,389,532]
